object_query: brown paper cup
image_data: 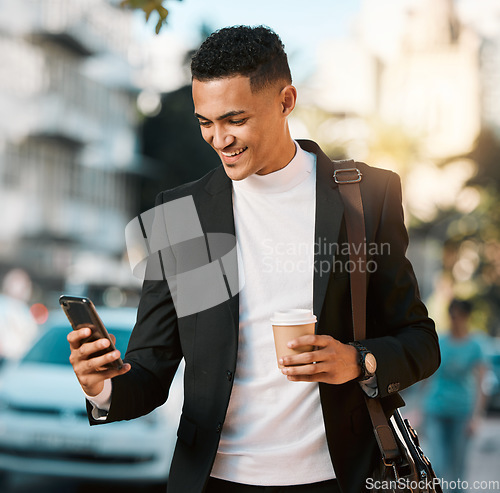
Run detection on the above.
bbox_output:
[270,309,317,369]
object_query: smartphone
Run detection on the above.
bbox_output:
[59,295,123,370]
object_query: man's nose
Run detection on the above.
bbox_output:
[212,126,234,150]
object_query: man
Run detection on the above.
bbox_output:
[67,26,440,493]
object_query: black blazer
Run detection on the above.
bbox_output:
[88,140,440,493]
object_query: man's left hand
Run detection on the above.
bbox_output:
[279,335,362,385]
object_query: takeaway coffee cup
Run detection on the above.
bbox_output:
[270,309,317,369]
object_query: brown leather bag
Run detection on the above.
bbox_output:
[333,160,442,493]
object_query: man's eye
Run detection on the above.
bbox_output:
[198,121,211,127]
[230,119,246,125]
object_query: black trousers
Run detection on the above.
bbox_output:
[205,477,340,493]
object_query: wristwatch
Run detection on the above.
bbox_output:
[349,341,377,381]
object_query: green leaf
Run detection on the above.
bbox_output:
[158,6,168,18]
[120,0,171,34]
[155,18,163,34]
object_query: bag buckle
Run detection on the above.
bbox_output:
[383,458,402,482]
[333,168,363,184]
[383,456,396,467]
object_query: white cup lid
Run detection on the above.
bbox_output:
[270,309,317,326]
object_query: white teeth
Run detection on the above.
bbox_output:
[222,147,247,157]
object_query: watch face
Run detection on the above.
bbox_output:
[365,353,377,374]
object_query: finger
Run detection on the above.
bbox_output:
[286,373,324,383]
[81,349,122,373]
[109,333,116,345]
[69,338,110,367]
[287,334,334,349]
[67,327,92,349]
[281,362,325,376]
[92,363,132,380]
[78,337,111,359]
[280,349,325,367]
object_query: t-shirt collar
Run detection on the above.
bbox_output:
[232,141,314,194]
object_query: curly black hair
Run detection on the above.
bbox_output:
[191,25,292,92]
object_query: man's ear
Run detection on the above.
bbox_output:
[280,85,297,116]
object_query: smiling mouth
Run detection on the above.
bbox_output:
[221,146,248,157]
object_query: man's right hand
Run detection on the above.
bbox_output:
[67,327,131,397]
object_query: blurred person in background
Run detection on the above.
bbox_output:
[424,299,487,492]
[0,269,37,364]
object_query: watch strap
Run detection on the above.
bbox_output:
[349,341,374,381]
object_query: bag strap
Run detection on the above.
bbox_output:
[333,160,400,464]
[332,162,367,341]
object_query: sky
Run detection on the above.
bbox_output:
[133,0,500,94]
[134,0,362,86]
[162,0,362,49]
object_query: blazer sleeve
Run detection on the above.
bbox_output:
[88,191,183,425]
[361,171,440,399]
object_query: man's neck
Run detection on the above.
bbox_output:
[258,135,296,176]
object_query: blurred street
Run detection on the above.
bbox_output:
[2,476,166,493]
[2,416,500,493]
[466,415,500,488]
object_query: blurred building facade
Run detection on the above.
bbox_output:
[378,0,480,160]
[302,0,482,163]
[481,33,500,137]
[0,0,146,305]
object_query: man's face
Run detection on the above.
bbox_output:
[192,75,295,181]
[449,308,469,335]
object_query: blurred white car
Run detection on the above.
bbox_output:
[0,307,184,484]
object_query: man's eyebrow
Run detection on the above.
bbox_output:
[194,110,246,121]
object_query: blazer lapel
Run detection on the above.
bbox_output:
[200,165,234,235]
[297,140,344,327]
[197,167,240,334]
